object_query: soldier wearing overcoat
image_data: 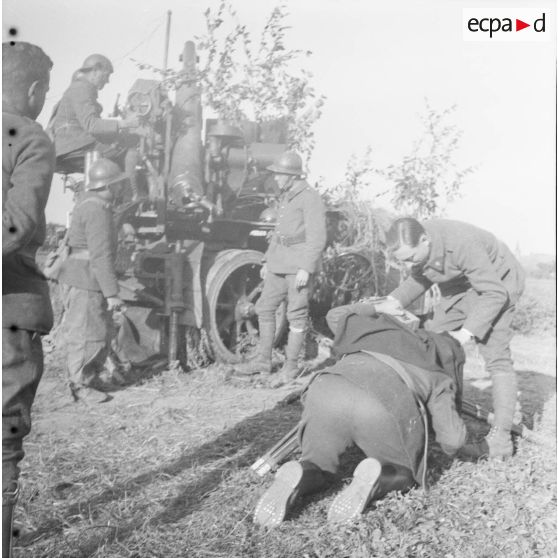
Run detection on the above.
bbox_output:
[2,41,54,557]
[58,158,127,403]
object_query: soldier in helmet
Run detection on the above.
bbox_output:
[48,54,139,192]
[235,151,327,384]
[2,41,54,557]
[58,158,128,403]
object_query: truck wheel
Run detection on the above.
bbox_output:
[205,249,287,363]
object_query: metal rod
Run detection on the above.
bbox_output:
[169,311,179,362]
[163,10,172,72]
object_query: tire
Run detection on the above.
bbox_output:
[205,249,287,363]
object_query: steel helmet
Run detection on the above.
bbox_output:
[79,53,114,73]
[86,158,126,191]
[266,150,304,176]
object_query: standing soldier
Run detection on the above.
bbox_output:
[2,41,54,557]
[236,150,327,384]
[58,158,127,403]
[381,217,525,459]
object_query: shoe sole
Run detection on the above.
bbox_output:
[253,461,303,528]
[327,458,382,524]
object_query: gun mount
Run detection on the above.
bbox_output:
[53,40,390,368]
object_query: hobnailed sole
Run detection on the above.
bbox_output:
[253,461,303,528]
[327,457,382,524]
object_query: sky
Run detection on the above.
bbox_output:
[3,0,556,255]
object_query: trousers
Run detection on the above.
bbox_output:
[425,289,515,379]
[2,328,43,492]
[256,272,310,330]
[61,285,112,387]
[299,353,423,484]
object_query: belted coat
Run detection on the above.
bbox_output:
[264,179,327,275]
[390,219,525,339]
[58,192,119,298]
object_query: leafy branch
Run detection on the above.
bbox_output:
[380,101,474,219]
[135,1,325,159]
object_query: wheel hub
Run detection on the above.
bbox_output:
[235,296,257,321]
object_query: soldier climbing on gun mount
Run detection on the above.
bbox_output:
[2,41,55,558]
[234,150,327,384]
[379,217,525,460]
[57,158,128,404]
[47,54,140,193]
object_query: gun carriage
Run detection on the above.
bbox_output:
[54,41,383,367]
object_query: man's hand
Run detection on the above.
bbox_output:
[119,114,140,130]
[373,295,404,316]
[448,328,475,346]
[107,296,125,312]
[260,263,267,280]
[295,268,310,289]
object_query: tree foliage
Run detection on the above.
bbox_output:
[196,0,325,157]
[379,101,474,219]
[135,1,325,158]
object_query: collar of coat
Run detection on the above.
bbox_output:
[420,222,446,274]
[281,179,308,202]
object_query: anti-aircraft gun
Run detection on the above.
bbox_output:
[108,40,298,366]
[53,40,383,368]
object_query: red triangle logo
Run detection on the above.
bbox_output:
[516,19,530,31]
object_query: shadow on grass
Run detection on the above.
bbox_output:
[20,367,554,556]
[19,394,302,552]
[465,369,556,431]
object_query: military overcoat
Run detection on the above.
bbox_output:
[390,219,525,339]
[58,192,119,298]
[2,110,55,333]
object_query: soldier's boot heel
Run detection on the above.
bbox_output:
[327,458,382,524]
[253,461,304,528]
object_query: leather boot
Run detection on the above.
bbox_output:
[253,460,329,527]
[3,484,18,558]
[269,329,306,387]
[461,373,516,460]
[234,320,275,376]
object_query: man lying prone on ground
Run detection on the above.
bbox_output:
[254,302,467,527]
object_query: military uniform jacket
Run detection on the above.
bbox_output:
[2,110,55,333]
[49,77,119,156]
[390,219,525,339]
[58,192,119,297]
[264,179,327,274]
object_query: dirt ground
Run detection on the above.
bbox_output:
[13,279,557,557]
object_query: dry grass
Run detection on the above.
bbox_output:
[13,279,556,558]
[14,346,556,558]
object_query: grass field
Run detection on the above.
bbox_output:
[13,279,556,557]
